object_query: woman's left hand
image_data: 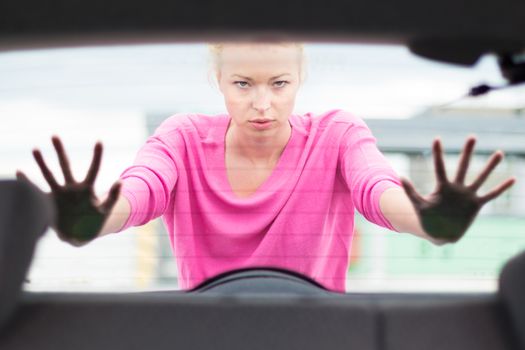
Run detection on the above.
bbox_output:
[401,136,516,243]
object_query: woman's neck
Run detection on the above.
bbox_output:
[226,121,292,166]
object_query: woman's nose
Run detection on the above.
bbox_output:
[252,88,271,111]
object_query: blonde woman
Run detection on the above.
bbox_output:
[17,42,515,292]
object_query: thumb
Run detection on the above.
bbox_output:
[400,177,425,207]
[100,181,122,213]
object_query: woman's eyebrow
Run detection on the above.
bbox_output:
[231,73,291,81]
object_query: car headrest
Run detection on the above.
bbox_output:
[499,249,525,349]
[0,180,54,332]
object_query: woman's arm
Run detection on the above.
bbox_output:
[96,192,131,237]
[98,121,184,237]
[19,132,180,246]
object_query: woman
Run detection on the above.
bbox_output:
[16,42,515,292]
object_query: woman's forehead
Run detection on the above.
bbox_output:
[219,44,301,64]
[213,43,304,80]
[220,60,300,79]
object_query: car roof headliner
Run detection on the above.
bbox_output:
[0,0,524,65]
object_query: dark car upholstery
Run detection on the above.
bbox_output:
[0,181,54,332]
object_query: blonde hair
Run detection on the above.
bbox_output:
[207,42,307,86]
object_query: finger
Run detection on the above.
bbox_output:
[454,136,476,184]
[100,181,122,213]
[479,177,516,205]
[433,138,448,184]
[32,149,60,191]
[400,177,425,207]
[51,136,75,183]
[469,151,503,191]
[84,142,103,185]
[16,170,31,183]
[16,169,37,187]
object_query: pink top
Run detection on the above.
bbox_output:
[117,109,401,292]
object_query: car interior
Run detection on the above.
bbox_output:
[1,0,525,349]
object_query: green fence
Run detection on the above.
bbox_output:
[350,215,525,281]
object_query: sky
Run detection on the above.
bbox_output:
[0,43,523,120]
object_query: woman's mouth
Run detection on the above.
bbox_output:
[249,119,274,130]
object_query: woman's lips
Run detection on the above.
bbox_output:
[249,119,274,130]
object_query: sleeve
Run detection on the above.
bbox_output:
[116,131,182,232]
[338,115,402,231]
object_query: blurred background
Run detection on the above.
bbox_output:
[1,43,524,293]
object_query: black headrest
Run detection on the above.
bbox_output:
[0,180,54,332]
[499,249,525,349]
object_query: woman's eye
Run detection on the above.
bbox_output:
[234,81,249,88]
[233,80,288,88]
[274,80,289,88]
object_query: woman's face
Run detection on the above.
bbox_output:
[216,43,302,137]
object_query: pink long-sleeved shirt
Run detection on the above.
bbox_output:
[117,109,401,292]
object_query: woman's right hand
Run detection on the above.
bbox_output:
[16,136,122,247]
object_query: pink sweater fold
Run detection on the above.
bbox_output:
[118,109,401,292]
